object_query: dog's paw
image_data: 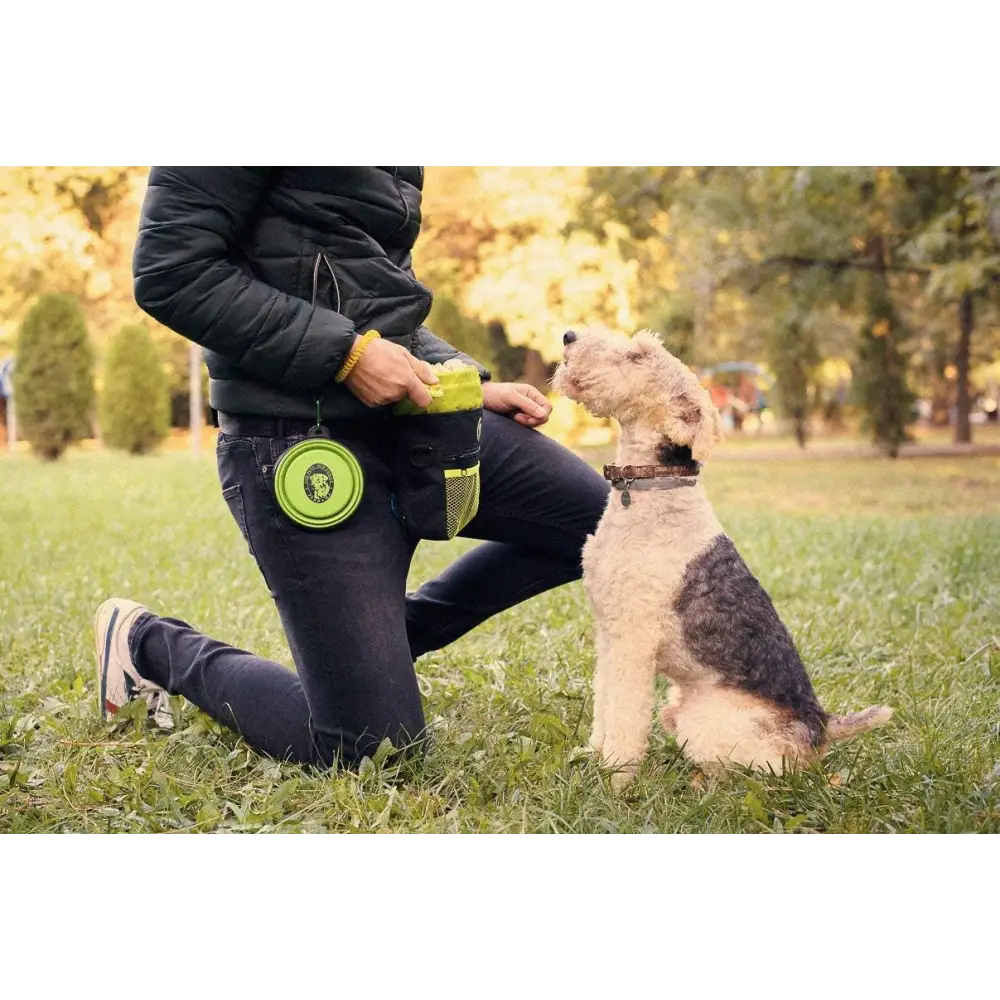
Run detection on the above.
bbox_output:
[604,754,638,791]
[610,767,636,793]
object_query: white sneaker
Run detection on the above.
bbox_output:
[94,598,174,730]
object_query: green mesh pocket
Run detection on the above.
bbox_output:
[444,463,480,538]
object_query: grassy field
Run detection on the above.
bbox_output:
[2,449,999,833]
[716,421,1000,452]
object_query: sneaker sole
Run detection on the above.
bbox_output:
[94,601,121,721]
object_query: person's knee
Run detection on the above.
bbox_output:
[310,715,428,771]
[556,468,610,545]
[530,436,610,532]
[581,472,611,527]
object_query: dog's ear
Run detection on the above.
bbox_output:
[665,379,725,463]
[691,395,725,463]
[625,329,662,361]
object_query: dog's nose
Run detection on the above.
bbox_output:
[563,330,577,346]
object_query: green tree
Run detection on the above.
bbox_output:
[678,167,920,452]
[100,324,170,454]
[580,166,864,366]
[740,167,1000,445]
[15,293,95,460]
[899,167,1000,442]
[520,167,1000,449]
[581,166,679,239]
[853,273,915,457]
[767,307,820,448]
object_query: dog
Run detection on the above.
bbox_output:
[553,327,892,786]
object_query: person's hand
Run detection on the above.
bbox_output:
[482,382,552,427]
[343,337,439,408]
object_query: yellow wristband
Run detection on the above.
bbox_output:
[335,330,381,383]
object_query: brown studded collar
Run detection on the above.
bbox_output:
[603,463,700,506]
[603,463,700,482]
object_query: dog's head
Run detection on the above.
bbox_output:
[553,327,724,463]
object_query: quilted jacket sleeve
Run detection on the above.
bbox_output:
[133,167,357,390]
[411,326,492,382]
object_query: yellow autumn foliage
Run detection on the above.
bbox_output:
[0,166,149,346]
[1,166,654,449]
[466,229,638,356]
[417,167,642,446]
[420,166,640,360]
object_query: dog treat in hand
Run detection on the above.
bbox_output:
[432,359,475,372]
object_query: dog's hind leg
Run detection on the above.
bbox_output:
[658,684,683,736]
[599,634,658,790]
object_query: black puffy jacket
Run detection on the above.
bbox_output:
[133,167,488,420]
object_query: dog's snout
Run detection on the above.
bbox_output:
[563,330,577,346]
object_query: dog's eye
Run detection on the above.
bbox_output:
[624,350,645,363]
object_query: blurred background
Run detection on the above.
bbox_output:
[1,166,998,461]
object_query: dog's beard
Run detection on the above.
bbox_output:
[554,361,628,419]
[552,363,576,399]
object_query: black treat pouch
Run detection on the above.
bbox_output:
[392,407,482,541]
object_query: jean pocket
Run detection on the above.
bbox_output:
[268,435,305,468]
[217,432,255,453]
[221,484,255,559]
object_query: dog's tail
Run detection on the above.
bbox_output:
[825,705,893,742]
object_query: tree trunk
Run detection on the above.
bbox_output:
[955,292,973,444]
[794,412,807,448]
[518,348,553,393]
[929,377,952,426]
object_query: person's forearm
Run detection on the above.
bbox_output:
[134,167,357,390]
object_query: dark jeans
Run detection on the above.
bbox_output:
[130,410,609,768]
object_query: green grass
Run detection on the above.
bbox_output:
[712,421,1000,455]
[2,450,999,832]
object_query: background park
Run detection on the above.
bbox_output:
[1,166,999,833]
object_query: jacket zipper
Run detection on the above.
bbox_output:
[311,251,342,312]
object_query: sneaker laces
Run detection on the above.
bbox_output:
[133,675,174,730]
[146,689,175,730]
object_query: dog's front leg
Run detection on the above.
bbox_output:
[599,636,657,791]
[589,628,611,755]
